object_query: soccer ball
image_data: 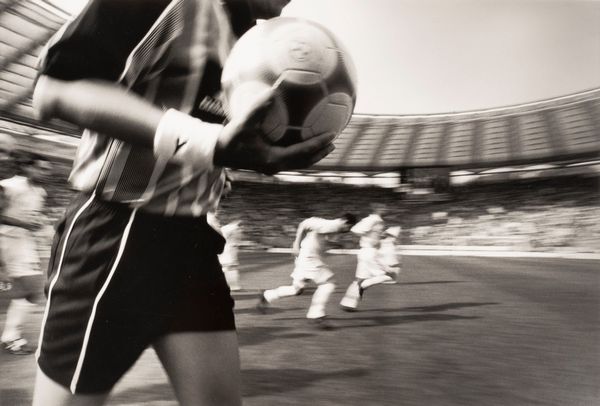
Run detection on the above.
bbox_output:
[221,16,357,146]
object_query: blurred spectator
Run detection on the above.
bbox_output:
[0,145,50,355]
[6,157,600,254]
[219,219,244,291]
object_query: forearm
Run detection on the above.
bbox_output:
[33,76,163,147]
[33,75,222,169]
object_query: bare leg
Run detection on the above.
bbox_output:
[154,331,242,406]
[223,268,241,291]
[361,274,394,289]
[263,284,302,302]
[263,278,306,304]
[31,367,109,406]
[340,280,361,310]
[2,298,34,342]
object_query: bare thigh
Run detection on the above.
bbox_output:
[31,367,110,406]
[153,330,242,406]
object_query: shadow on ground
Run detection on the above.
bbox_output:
[238,325,316,346]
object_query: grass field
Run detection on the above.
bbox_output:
[1,253,599,405]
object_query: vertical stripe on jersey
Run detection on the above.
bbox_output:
[164,164,194,216]
[98,141,129,200]
[43,0,235,216]
[118,0,185,87]
[102,0,222,213]
[70,208,138,394]
[36,193,97,361]
[192,170,224,215]
[179,0,205,112]
[190,171,210,217]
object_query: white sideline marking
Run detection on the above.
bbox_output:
[266,247,600,260]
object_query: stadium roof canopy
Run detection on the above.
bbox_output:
[319,89,600,171]
[1,0,599,171]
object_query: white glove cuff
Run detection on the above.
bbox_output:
[154,109,222,169]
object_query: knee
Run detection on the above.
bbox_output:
[320,281,336,292]
[204,386,242,406]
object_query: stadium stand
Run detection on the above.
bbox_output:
[317,90,600,170]
[1,0,599,254]
[1,0,599,171]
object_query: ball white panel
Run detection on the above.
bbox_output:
[221,16,357,147]
[221,25,268,86]
[267,20,338,83]
[301,93,354,139]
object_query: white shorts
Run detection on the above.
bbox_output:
[291,256,334,285]
[0,225,41,278]
[355,247,387,279]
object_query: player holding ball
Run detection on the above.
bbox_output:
[31,0,354,405]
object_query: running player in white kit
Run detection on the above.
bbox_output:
[0,145,50,355]
[219,219,244,291]
[340,213,396,311]
[257,213,356,329]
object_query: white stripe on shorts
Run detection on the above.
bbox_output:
[69,208,138,394]
[36,193,96,361]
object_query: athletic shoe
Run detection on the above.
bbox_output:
[310,317,334,330]
[256,291,269,314]
[2,338,34,355]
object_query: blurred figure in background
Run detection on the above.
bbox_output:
[340,209,395,311]
[0,143,49,355]
[219,218,244,291]
[0,133,13,294]
[257,213,357,329]
[380,226,402,284]
[211,172,243,291]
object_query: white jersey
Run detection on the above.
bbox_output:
[1,176,46,226]
[292,217,346,282]
[351,214,384,249]
[296,218,345,263]
[351,214,386,279]
[0,176,47,277]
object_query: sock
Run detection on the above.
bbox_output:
[307,282,335,319]
[1,298,34,343]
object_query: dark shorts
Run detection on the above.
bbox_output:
[37,194,234,394]
[5,275,45,304]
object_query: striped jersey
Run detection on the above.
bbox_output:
[38,0,255,216]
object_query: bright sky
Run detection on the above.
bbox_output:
[50,0,600,115]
